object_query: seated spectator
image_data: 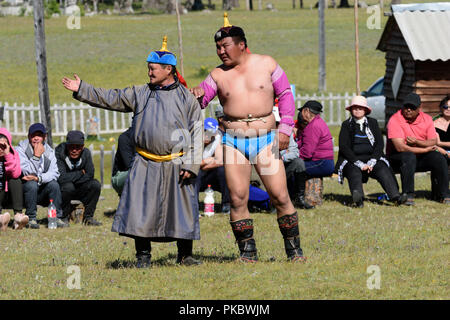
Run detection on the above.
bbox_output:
[112,127,135,197]
[0,128,28,230]
[215,105,225,132]
[55,130,102,226]
[277,108,313,209]
[195,117,230,214]
[295,100,335,181]
[336,96,407,207]
[17,123,68,229]
[387,92,450,205]
[433,95,450,172]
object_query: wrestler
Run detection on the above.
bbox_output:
[191,13,306,262]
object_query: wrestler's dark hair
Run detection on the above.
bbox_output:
[439,94,450,110]
[231,35,248,49]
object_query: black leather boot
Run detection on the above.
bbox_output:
[278,213,307,262]
[293,172,315,209]
[136,251,151,268]
[176,239,202,266]
[230,219,258,262]
[135,237,151,268]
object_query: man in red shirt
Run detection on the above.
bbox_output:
[387,93,450,205]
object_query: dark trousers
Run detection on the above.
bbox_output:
[284,158,307,198]
[23,180,62,220]
[388,151,450,199]
[195,167,230,204]
[0,178,23,213]
[343,161,401,199]
[135,237,193,258]
[60,179,101,219]
[305,159,335,177]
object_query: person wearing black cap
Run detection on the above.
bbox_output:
[55,130,102,226]
[294,100,335,206]
[16,123,68,229]
[386,92,450,205]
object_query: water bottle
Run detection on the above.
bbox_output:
[48,199,57,229]
[204,185,215,217]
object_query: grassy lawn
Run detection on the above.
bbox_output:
[0,174,448,299]
[0,0,448,300]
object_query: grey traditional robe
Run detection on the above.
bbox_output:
[74,79,203,240]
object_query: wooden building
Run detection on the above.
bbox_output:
[376,3,450,121]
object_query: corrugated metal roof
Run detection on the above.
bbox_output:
[391,4,450,61]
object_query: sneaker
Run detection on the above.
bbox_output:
[13,213,29,230]
[221,203,231,214]
[352,190,364,208]
[27,219,40,229]
[0,212,11,231]
[83,217,102,226]
[176,255,203,266]
[56,218,70,228]
[393,193,408,206]
[293,195,315,209]
[440,197,450,204]
[405,196,415,206]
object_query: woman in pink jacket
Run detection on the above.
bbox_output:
[0,128,28,231]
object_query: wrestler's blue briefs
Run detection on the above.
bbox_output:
[222,130,276,162]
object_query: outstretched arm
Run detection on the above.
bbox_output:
[61,74,138,113]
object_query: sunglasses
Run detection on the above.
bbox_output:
[442,105,449,110]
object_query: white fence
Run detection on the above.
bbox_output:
[88,144,115,189]
[0,92,354,137]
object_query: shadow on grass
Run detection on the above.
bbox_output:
[325,189,437,207]
[105,253,238,269]
[324,192,398,207]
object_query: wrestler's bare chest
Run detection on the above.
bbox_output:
[214,65,275,119]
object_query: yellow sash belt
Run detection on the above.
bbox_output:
[136,147,184,162]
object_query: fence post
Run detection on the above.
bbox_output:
[100,144,104,188]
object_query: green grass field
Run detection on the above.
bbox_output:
[0,175,448,299]
[0,0,448,300]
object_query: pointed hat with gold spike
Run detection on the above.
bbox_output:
[214,12,247,47]
[146,35,177,66]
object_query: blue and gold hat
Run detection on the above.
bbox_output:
[146,36,177,66]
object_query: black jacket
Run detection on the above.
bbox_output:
[335,116,385,172]
[55,142,95,186]
[112,127,135,176]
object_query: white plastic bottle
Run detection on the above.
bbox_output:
[203,185,215,217]
[48,199,57,229]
